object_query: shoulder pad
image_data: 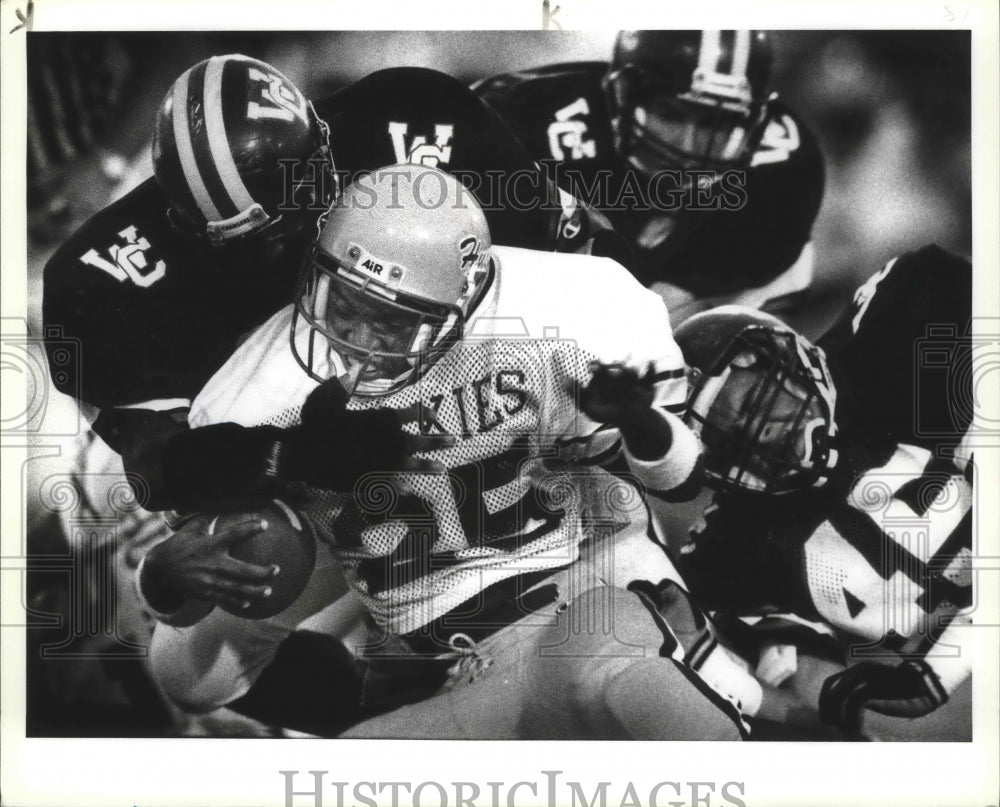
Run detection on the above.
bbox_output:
[890,243,972,279]
[475,62,608,104]
[44,177,172,283]
[817,244,972,452]
[319,66,484,122]
[474,64,617,172]
[317,67,499,179]
[474,61,609,95]
[842,243,971,337]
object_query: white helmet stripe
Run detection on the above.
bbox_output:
[171,67,221,221]
[204,56,256,215]
[698,30,723,74]
[731,30,752,78]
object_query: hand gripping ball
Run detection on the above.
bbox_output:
[214,499,317,619]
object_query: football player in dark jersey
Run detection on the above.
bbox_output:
[475,30,825,323]
[42,55,610,513]
[672,245,973,737]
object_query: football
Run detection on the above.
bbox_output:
[212,499,317,619]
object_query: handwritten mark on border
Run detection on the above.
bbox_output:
[9,0,34,33]
[542,0,561,30]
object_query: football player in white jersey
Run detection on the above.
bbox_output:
[140,164,763,738]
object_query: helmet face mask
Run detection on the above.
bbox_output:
[294,247,462,396]
[605,30,773,178]
[618,89,768,175]
[677,307,838,495]
[153,56,338,260]
[291,165,492,397]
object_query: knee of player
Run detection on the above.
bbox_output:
[600,658,744,741]
[148,620,264,714]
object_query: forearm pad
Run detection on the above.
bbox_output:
[160,423,286,512]
[98,398,407,512]
[281,408,407,491]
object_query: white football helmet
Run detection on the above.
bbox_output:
[292,164,493,395]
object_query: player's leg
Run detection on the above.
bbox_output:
[148,547,353,714]
[522,585,748,740]
[224,628,366,735]
[343,582,750,740]
[339,607,544,739]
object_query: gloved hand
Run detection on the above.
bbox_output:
[577,362,671,460]
[160,378,409,510]
[282,377,408,490]
[819,659,949,732]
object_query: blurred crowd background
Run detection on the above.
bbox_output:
[19,30,972,737]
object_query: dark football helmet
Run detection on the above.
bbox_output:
[152,54,337,248]
[292,164,493,396]
[674,305,838,494]
[605,30,774,177]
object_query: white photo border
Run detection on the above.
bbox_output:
[2,2,998,806]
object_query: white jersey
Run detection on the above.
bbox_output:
[190,246,698,633]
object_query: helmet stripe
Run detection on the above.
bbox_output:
[204,56,256,215]
[187,60,240,220]
[731,30,752,78]
[699,30,723,74]
[171,66,221,221]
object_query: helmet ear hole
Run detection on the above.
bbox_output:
[165,207,201,241]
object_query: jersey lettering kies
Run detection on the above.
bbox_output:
[189,247,693,634]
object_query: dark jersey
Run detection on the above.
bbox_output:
[817,244,973,455]
[43,67,573,411]
[41,176,291,409]
[321,67,567,253]
[681,245,974,658]
[475,62,825,296]
[682,441,972,659]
